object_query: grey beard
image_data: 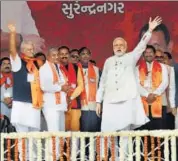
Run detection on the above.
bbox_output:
[114,51,124,57]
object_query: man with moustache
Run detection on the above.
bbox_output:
[96,17,162,159]
[58,46,83,132]
[0,57,13,119]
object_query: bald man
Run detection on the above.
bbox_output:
[96,17,162,159]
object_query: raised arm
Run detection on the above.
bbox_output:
[133,16,162,63]
[7,24,18,60]
[1,29,22,53]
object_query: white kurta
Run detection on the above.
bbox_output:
[0,76,13,119]
[96,31,152,132]
[10,54,41,129]
[39,61,67,132]
[39,61,67,112]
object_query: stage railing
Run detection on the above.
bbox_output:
[1,130,178,161]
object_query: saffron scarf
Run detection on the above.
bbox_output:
[60,63,77,108]
[48,62,61,104]
[78,62,97,106]
[139,60,162,117]
[21,54,43,109]
[0,73,13,89]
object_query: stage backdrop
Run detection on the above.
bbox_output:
[28,1,178,67]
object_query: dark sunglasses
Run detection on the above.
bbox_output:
[155,56,164,59]
[71,55,79,59]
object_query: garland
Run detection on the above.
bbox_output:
[66,137,70,161]
[104,136,108,161]
[52,136,56,161]
[22,138,26,161]
[60,137,64,161]
[7,138,11,161]
[111,136,115,161]
[144,136,148,161]
[96,136,100,161]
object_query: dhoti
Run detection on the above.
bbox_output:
[101,95,149,132]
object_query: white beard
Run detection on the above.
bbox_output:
[114,51,124,57]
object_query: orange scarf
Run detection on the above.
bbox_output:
[78,62,97,106]
[0,72,13,88]
[48,62,61,104]
[139,60,162,117]
[60,63,78,108]
[21,54,43,109]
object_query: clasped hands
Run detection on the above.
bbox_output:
[61,83,72,105]
[146,93,157,104]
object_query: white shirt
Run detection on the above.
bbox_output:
[96,31,152,103]
[162,65,176,108]
[136,62,168,98]
[39,61,67,111]
[1,1,39,35]
[0,74,13,101]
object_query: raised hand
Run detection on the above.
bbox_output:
[8,24,16,33]
[148,16,162,32]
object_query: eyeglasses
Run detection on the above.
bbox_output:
[155,56,164,59]
[71,55,79,59]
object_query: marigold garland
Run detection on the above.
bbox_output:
[96,136,100,161]
[14,139,18,161]
[7,138,11,161]
[151,136,155,161]
[111,136,115,161]
[60,137,64,161]
[66,137,70,161]
[52,136,56,161]
[22,138,26,161]
[144,136,148,161]
[104,136,108,161]
[157,137,161,161]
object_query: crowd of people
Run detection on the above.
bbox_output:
[1,16,178,161]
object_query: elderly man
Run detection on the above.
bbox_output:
[8,24,43,160]
[39,48,69,160]
[96,17,162,159]
[0,57,13,119]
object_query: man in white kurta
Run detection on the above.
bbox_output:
[96,17,163,131]
[96,17,162,159]
[39,48,69,160]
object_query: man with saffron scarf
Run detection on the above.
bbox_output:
[8,24,43,160]
[78,47,101,132]
[58,46,84,132]
[39,47,70,160]
[137,45,168,129]
[136,45,168,160]
[0,57,13,119]
[96,17,162,159]
[77,47,101,159]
